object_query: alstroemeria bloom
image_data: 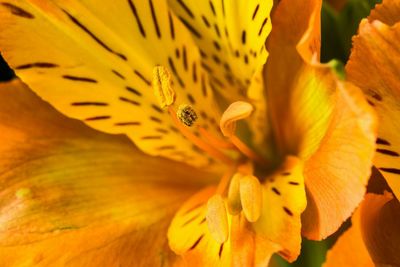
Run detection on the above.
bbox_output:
[326,1,400,266]
[0,0,377,266]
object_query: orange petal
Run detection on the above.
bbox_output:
[347,16,400,199]
[360,193,400,266]
[267,0,377,240]
[324,198,374,267]
[368,0,400,25]
[0,80,215,266]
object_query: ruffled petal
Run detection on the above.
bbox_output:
[0,0,224,168]
[0,80,215,266]
[369,0,400,25]
[347,12,400,199]
[266,0,377,239]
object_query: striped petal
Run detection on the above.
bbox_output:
[266,0,377,240]
[168,186,281,266]
[0,79,215,266]
[0,0,224,168]
[167,0,273,101]
[346,3,400,199]
[254,156,307,262]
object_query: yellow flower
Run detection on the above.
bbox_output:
[325,1,400,266]
[0,0,377,266]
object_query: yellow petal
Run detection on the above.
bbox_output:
[266,0,377,240]
[0,79,216,266]
[254,156,307,262]
[0,0,223,168]
[347,15,400,199]
[360,193,400,266]
[167,0,273,101]
[168,187,232,266]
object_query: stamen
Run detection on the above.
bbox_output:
[240,175,262,222]
[220,101,268,165]
[227,173,242,215]
[198,127,236,150]
[177,104,198,127]
[206,194,229,244]
[152,66,175,108]
[168,106,234,165]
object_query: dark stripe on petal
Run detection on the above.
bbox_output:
[112,69,125,80]
[119,96,140,106]
[62,75,97,83]
[178,16,202,38]
[258,17,268,36]
[376,138,391,146]
[168,57,184,87]
[379,167,400,175]
[283,207,293,216]
[168,11,175,40]
[376,148,399,157]
[1,3,34,19]
[209,1,216,16]
[85,115,111,121]
[150,116,162,123]
[134,70,151,85]
[114,121,141,126]
[288,181,300,186]
[141,135,163,140]
[189,235,204,250]
[219,243,224,258]
[126,86,142,96]
[177,0,195,19]
[71,102,108,106]
[149,0,161,38]
[63,9,127,61]
[252,4,260,20]
[15,62,58,69]
[271,187,281,195]
[128,0,146,37]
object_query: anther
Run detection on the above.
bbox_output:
[240,175,262,222]
[152,66,175,108]
[227,173,243,215]
[206,194,229,243]
[177,104,198,127]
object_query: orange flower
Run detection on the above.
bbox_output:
[325,1,400,266]
[0,0,376,266]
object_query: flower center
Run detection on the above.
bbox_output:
[153,66,266,243]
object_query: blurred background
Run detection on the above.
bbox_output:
[0,0,382,266]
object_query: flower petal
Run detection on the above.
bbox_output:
[0,0,223,168]
[360,193,400,266]
[167,0,273,101]
[369,0,400,26]
[168,186,280,266]
[324,200,374,267]
[0,80,215,266]
[325,193,400,267]
[266,0,377,240]
[347,15,400,199]
[254,156,307,262]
